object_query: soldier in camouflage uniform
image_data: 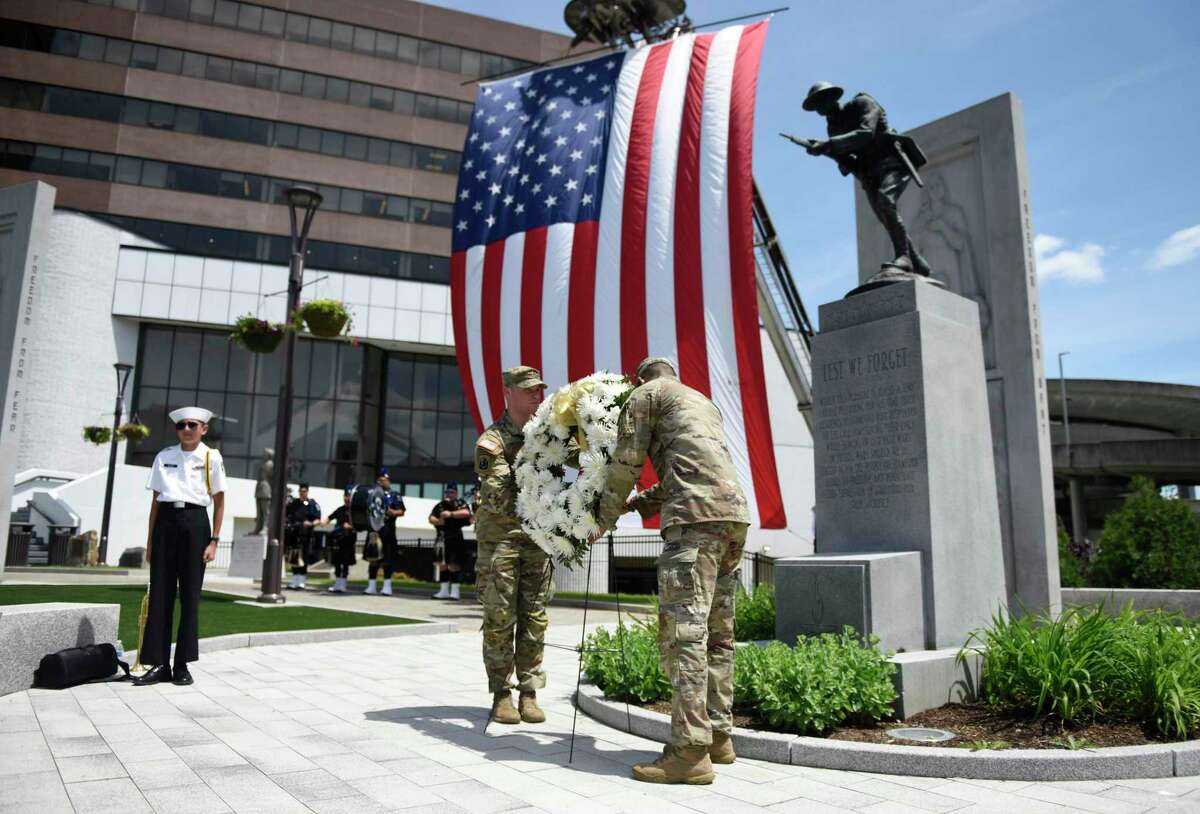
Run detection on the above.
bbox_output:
[474,365,553,725]
[596,357,750,785]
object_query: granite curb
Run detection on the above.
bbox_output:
[576,680,1200,780]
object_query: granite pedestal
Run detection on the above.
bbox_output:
[0,602,120,695]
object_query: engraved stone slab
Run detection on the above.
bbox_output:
[854,93,1059,615]
[775,552,924,653]
[227,533,266,579]
[812,281,1007,649]
[0,602,119,695]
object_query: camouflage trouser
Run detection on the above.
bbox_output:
[657,521,747,747]
[476,539,554,693]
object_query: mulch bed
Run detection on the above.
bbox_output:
[638,699,1169,750]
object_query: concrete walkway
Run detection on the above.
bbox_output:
[4,613,1200,814]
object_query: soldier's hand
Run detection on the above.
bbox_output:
[203,542,217,563]
[806,141,826,156]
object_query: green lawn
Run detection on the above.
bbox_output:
[305,576,657,606]
[0,584,419,650]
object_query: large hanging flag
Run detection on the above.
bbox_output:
[451,22,784,529]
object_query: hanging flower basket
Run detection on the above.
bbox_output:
[298,299,352,338]
[82,425,112,445]
[230,314,286,353]
[117,422,151,444]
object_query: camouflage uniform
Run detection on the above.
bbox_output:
[474,369,554,693]
[597,364,750,748]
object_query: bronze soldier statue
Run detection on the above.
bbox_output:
[783,82,935,289]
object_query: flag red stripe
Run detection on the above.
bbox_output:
[619,42,673,379]
[520,226,547,372]
[673,33,714,398]
[727,22,785,528]
[481,240,507,422]
[451,251,483,433]
[567,220,599,381]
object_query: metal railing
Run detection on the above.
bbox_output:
[5,525,32,567]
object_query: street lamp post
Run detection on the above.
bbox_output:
[1058,351,1087,548]
[257,185,322,604]
[98,363,134,564]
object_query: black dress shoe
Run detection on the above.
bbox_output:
[133,666,172,686]
[172,668,194,686]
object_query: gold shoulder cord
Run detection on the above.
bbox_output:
[205,449,212,496]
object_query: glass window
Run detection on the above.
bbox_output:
[232,60,257,87]
[140,328,174,385]
[385,195,408,221]
[235,4,262,32]
[339,188,363,215]
[369,85,392,111]
[428,202,453,228]
[339,134,365,161]
[362,192,387,218]
[325,77,348,104]
[415,94,437,119]
[122,99,149,126]
[88,152,115,181]
[261,8,285,36]
[386,142,411,169]
[337,345,363,400]
[181,51,206,78]
[169,330,202,388]
[460,49,480,79]
[395,35,418,64]
[301,73,326,99]
[78,33,107,61]
[352,26,375,56]
[254,64,278,90]
[279,69,303,95]
[308,341,337,399]
[418,41,439,68]
[51,30,82,58]
[383,408,411,463]
[367,138,389,164]
[319,130,344,156]
[436,98,460,123]
[115,155,141,184]
[411,360,439,410]
[198,331,229,390]
[189,0,215,23]
[411,411,437,464]
[199,109,224,138]
[331,22,354,51]
[246,118,270,145]
[439,45,461,74]
[213,0,239,28]
[391,89,415,116]
[60,148,90,178]
[174,106,200,133]
[218,170,246,198]
[157,47,183,74]
[274,122,297,148]
[206,56,233,83]
[297,126,321,152]
[131,42,157,69]
[437,412,465,464]
[148,102,175,129]
[250,395,278,456]
[316,184,340,211]
[348,82,370,108]
[284,13,308,42]
[307,18,331,48]
[104,38,132,66]
[141,160,167,188]
[375,31,397,59]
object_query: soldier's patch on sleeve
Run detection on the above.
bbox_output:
[476,435,502,455]
[477,453,491,472]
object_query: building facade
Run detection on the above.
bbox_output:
[1,0,818,564]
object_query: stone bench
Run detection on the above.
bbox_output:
[0,603,120,696]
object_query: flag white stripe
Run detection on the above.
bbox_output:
[540,222,576,392]
[463,243,492,428]
[498,232,525,372]
[643,35,693,364]
[697,25,760,528]
[594,47,650,377]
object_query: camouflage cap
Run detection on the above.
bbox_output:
[636,356,676,379]
[502,365,547,390]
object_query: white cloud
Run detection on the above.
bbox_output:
[1149,224,1200,270]
[1035,234,1105,284]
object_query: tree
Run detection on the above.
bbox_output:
[1088,476,1200,589]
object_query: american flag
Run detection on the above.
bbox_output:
[451,22,785,529]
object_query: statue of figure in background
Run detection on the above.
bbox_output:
[783,82,936,293]
[253,448,274,534]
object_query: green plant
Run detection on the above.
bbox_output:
[230,314,286,353]
[299,299,352,338]
[1058,525,1086,588]
[1087,476,1200,589]
[958,740,1010,751]
[82,425,111,445]
[116,422,150,443]
[733,628,897,735]
[581,618,670,703]
[1052,735,1097,750]
[734,583,776,641]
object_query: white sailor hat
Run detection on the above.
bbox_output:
[168,406,214,424]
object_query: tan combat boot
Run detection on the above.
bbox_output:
[518,691,546,723]
[490,692,520,725]
[631,745,715,785]
[709,731,736,764]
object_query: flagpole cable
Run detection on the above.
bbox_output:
[569,540,595,763]
[461,6,790,86]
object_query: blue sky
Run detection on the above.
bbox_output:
[431,0,1200,385]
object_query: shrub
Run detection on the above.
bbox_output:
[582,618,669,703]
[734,583,775,641]
[82,425,111,445]
[298,299,352,338]
[229,314,286,353]
[965,604,1200,738]
[1058,525,1086,588]
[1087,476,1200,589]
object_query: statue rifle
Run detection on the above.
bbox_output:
[893,140,925,188]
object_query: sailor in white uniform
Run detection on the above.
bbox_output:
[134,406,226,686]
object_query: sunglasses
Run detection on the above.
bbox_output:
[175,421,202,430]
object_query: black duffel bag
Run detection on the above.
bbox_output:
[34,643,131,690]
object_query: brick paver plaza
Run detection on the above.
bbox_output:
[2,595,1198,813]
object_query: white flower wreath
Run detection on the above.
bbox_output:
[515,372,634,566]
